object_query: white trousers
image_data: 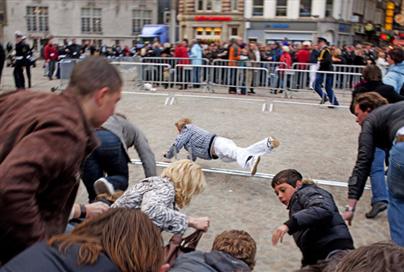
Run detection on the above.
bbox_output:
[309,64,318,89]
[213,136,272,169]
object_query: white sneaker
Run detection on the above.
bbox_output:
[248,155,261,176]
[94,178,115,195]
[267,136,280,150]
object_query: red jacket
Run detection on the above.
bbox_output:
[296,49,311,64]
[0,90,98,263]
[44,44,59,61]
[174,45,190,64]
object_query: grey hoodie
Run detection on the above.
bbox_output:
[169,250,251,272]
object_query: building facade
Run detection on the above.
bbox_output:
[244,0,389,45]
[2,0,157,49]
[177,0,245,41]
[0,0,6,42]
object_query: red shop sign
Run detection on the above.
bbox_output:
[194,16,233,21]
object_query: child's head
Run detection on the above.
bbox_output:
[161,159,206,209]
[271,169,303,206]
[175,118,192,132]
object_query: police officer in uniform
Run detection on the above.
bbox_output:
[13,31,30,90]
[313,37,339,106]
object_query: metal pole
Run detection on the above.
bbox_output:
[170,0,177,43]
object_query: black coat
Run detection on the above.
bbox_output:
[285,183,354,266]
[350,81,404,113]
[349,101,404,200]
[0,242,119,272]
[317,47,333,71]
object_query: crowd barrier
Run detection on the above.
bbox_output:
[53,56,366,99]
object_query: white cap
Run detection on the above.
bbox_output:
[282,46,290,52]
[302,41,311,46]
[15,31,24,37]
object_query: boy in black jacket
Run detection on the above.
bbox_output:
[271,169,354,267]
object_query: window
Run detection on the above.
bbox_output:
[81,7,102,33]
[132,9,152,34]
[252,0,264,16]
[194,27,222,38]
[325,0,333,17]
[299,0,311,17]
[230,26,238,36]
[196,0,204,11]
[196,0,220,12]
[276,0,287,16]
[26,6,49,32]
[231,0,238,11]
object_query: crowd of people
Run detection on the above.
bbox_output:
[0,30,404,271]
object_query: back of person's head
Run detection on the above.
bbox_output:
[67,56,122,97]
[335,241,404,271]
[175,117,192,131]
[387,47,404,64]
[212,230,257,270]
[362,65,382,82]
[354,92,388,113]
[161,159,206,208]
[271,169,303,188]
[49,208,164,272]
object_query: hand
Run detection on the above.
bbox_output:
[85,201,110,219]
[342,210,354,226]
[188,216,210,232]
[272,224,289,246]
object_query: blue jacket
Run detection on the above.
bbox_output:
[165,124,216,161]
[383,61,404,94]
[190,44,203,65]
[0,242,119,272]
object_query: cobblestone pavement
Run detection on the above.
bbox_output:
[1,66,390,271]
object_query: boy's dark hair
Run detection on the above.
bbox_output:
[271,169,303,188]
[362,64,382,82]
[212,230,257,270]
[354,92,388,113]
[67,56,122,97]
[387,47,404,64]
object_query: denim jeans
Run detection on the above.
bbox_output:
[81,130,129,202]
[387,141,404,246]
[313,72,339,105]
[192,67,201,85]
[370,147,389,204]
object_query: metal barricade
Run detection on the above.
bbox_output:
[175,64,270,93]
[111,61,172,91]
[291,63,365,91]
[277,68,362,102]
[212,60,285,91]
[51,58,81,91]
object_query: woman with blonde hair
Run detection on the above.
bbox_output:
[0,208,166,272]
[112,159,209,234]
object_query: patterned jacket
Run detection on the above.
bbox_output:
[165,124,216,161]
[112,176,188,234]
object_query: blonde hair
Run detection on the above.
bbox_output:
[161,160,206,208]
[175,118,192,131]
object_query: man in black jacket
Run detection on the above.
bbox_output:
[343,100,404,246]
[13,31,30,90]
[272,169,354,267]
[313,37,339,106]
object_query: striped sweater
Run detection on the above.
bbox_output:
[112,176,188,234]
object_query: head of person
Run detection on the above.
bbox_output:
[48,208,164,272]
[212,230,257,270]
[317,37,328,47]
[386,47,404,65]
[161,159,206,209]
[175,117,192,132]
[282,46,290,53]
[65,56,122,127]
[362,64,382,82]
[15,31,24,42]
[271,169,306,206]
[302,41,311,49]
[335,241,404,272]
[353,92,388,126]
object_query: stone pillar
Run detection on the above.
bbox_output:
[288,0,300,19]
[264,0,276,18]
[245,0,252,18]
[312,0,326,18]
[332,0,342,19]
